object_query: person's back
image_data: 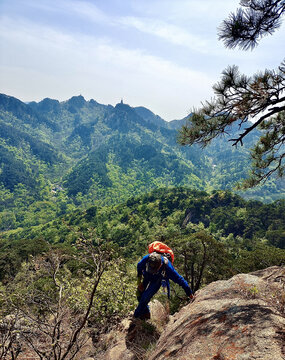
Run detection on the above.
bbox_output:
[134,251,194,319]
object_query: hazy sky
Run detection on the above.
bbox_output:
[0,0,284,120]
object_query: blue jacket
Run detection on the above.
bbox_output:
[137,254,193,297]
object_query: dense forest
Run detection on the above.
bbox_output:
[1,187,284,281]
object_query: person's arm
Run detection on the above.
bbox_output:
[136,255,149,295]
[166,262,193,297]
[137,255,149,276]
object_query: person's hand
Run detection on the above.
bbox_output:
[136,284,144,299]
[189,293,195,301]
[138,283,144,292]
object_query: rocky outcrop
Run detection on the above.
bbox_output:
[96,266,285,360]
[150,266,285,360]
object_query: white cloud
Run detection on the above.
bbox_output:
[21,0,211,53]
[129,0,240,23]
[118,16,208,53]
[23,0,109,23]
[63,0,110,24]
[0,16,214,120]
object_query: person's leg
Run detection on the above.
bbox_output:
[134,280,161,318]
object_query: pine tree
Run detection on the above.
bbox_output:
[179,0,285,187]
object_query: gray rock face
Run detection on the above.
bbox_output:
[149,266,285,360]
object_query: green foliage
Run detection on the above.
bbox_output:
[0,236,137,359]
[1,187,284,289]
[69,261,137,326]
[233,244,285,274]
[171,231,233,292]
[0,144,38,191]
[0,121,60,164]
[0,181,76,231]
[0,90,284,357]
[0,186,284,360]
[64,148,112,196]
[0,237,49,282]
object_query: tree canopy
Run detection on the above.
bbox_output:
[179,0,285,187]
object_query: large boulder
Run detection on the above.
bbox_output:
[149,266,285,360]
[149,299,169,329]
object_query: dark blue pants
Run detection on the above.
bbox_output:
[134,279,161,318]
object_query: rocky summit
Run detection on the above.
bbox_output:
[98,266,285,360]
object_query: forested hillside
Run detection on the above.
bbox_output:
[0,93,285,233]
[1,188,284,282]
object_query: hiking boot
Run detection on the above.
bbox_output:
[139,311,151,320]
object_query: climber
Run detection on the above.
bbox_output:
[134,252,194,319]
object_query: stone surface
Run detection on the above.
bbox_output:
[149,266,285,360]
[99,301,167,360]
[99,318,136,360]
[149,299,169,328]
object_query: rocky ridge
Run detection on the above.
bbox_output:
[98,266,285,360]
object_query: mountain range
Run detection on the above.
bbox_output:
[0,92,284,220]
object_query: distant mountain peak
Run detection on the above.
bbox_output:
[89,99,99,106]
[114,102,138,118]
[134,106,167,128]
[0,93,25,108]
[67,95,86,108]
[40,97,59,104]
[0,92,284,204]
[37,98,60,112]
[0,93,45,122]
[168,115,190,129]
[115,101,131,110]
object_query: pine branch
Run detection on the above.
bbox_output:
[218,0,285,50]
[229,104,285,146]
